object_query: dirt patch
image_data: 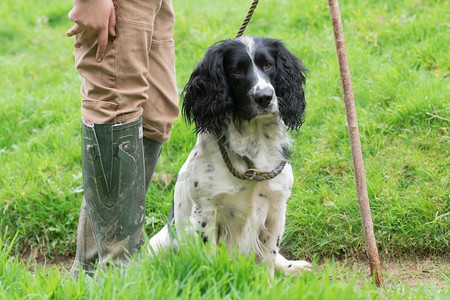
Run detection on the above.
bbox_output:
[20,247,74,273]
[327,257,449,289]
[381,258,449,288]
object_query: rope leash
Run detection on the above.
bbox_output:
[214,0,286,182]
[235,0,260,38]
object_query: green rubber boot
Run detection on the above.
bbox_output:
[143,137,163,191]
[70,196,98,276]
[71,118,147,276]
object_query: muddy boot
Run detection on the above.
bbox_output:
[134,137,163,247]
[143,137,163,191]
[70,197,98,277]
[70,117,146,276]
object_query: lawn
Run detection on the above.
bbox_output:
[0,0,448,298]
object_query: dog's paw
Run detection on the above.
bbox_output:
[281,260,312,275]
[275,253,312,275]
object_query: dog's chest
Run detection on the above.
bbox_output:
[187,136,292,207]
[184,138,293,240]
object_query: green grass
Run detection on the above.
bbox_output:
[0,0,448,298]
[1,234,447,299]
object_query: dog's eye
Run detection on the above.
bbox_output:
[264,63,272,70]
[232,68,242,75]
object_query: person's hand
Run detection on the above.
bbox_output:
[66,0,116,62]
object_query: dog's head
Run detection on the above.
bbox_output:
[182,36,307,135]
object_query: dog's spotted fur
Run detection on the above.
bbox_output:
[149,36,311,276]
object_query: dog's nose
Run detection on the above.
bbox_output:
[254,88,273,108]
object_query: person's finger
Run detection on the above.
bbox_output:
[96,28,109,62]
[67,9,76,23]
[66,24,83,37]
[108,7,116,37]
[74,29,95,48]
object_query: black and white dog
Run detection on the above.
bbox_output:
[149,36,311,276]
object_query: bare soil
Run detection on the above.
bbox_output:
[332,257,449,289]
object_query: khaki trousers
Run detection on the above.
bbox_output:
[75,0,179,142]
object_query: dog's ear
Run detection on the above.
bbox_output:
[274,41,307,131]
[182,42,232,135]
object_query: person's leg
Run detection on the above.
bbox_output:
[142,0,179,143]
[142,0,179,201]
[70,0,164,276]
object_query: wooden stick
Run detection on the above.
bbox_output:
[327,0,383,287]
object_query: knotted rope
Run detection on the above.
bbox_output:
[217,136,286,181]
[235,0,260,38]
[216,0,285,181]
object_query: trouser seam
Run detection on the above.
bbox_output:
[116,17,155,29]
[112,33,118,119]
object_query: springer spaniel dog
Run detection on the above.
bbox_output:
[149,36,311,276]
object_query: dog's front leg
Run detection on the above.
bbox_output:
[258,203,287,278]
[259,202,312,277]
[193,206,219,246]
